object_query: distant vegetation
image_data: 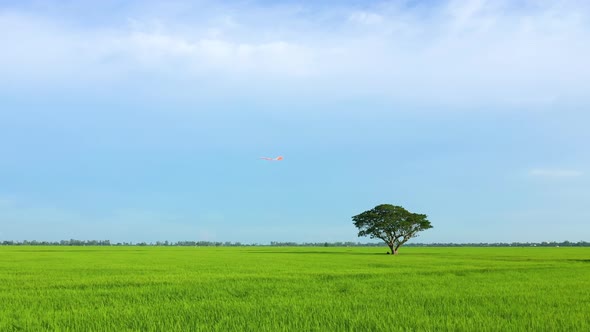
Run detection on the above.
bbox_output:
[0,239,588,246]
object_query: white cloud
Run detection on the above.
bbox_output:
[529,169,584,177]
[0,0,589,105]
[349,11,384,25]
[119,32,313,76]
[0,201,217,242]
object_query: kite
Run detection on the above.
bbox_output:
[259,156,284,161]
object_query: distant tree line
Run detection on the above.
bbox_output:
[405,241,590,247]
[0,239,589,247]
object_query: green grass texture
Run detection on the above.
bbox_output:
[1,246,589,331]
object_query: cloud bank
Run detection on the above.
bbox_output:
[529,168,584,178]
[1,0,589,105]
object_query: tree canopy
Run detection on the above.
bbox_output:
[352,204,432,254]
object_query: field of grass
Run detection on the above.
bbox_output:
[1,246,589,331]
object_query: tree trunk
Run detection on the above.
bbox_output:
[388,244,395,255]
[393,249,399,255]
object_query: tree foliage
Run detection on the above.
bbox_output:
[352,204,432,254]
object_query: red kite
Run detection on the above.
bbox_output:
[260,156,284,161]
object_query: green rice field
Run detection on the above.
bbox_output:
[1,246,589,331]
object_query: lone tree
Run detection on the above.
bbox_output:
[352,204,432,255]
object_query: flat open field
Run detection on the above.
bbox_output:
[1,246,589,331]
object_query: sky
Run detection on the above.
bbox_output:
[1,0,589,244]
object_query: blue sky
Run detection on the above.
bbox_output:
[1,0,589,243]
